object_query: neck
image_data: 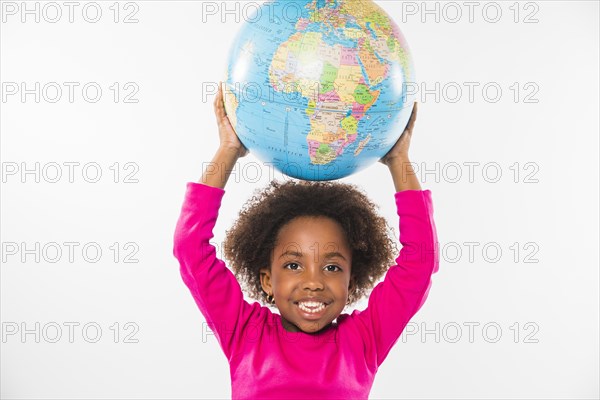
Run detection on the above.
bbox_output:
[280,316,334,334]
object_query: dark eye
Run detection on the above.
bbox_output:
[284,263,300,270]
[325,265,341,272]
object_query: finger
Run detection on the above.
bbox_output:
[214,81,223,103]
[214,88,220,111]
[218,82,227,112]
[408,102,418,125]
[214,97,222,118]
[214,82,225,115]
[405,102,418,133]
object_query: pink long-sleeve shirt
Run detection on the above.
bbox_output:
[173,182,439,400]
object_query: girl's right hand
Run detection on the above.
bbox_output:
[214,81,249,158]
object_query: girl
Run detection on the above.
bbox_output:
[173,83,439,399]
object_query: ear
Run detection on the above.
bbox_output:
[259,267,272,294]
[348,276,356,293]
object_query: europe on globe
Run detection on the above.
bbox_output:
[223,0,416,181]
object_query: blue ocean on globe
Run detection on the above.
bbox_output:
[222,0,416,181]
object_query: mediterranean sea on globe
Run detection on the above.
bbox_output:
[222,0,416,181]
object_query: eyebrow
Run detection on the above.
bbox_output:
[278,250,347,261]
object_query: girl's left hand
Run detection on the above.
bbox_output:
[379,102,418,166]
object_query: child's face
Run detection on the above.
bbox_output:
[260,215,354,334]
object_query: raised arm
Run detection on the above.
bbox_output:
[354,102,440,367]
[353,187,438,366]
[173,82,255,360]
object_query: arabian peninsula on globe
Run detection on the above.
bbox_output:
[223,0,416,181]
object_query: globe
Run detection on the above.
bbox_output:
[222,0,416,181]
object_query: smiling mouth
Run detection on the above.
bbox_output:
[294,301,330,314]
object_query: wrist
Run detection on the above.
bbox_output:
[199,147,240,189]
[385,155,411,169]
[217,145,242,159]
[386,156,422,192]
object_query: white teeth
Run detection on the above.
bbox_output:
[297,302,326,313]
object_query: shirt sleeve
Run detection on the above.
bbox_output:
[172,182,257,361]
[352,189,439,367]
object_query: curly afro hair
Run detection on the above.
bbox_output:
[223,179,398,307]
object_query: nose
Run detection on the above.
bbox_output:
[302,265,324,291]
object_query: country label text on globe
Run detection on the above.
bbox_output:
[223,0,416,181]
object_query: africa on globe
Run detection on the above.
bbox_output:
[222,0,416,181]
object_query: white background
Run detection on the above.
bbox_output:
[1,0,598,399]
